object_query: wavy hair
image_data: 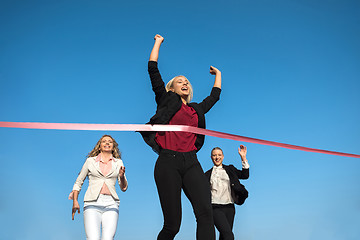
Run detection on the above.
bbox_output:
[166,75,193,103]
[87,135,121,159]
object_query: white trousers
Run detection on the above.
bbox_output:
[83,194,119,240]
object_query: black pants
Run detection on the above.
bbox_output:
[154,149,215,240]
[212,204,235,240]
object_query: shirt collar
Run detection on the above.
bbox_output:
[213,165,224,170]
[95,153,115,163]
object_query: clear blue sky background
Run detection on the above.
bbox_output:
[0,0,359,239]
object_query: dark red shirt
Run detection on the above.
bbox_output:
[155,103,198,152]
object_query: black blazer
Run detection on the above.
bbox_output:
[140,61,221,154]
[205,164,249,205]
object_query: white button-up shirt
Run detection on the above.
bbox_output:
[210,166,233,204]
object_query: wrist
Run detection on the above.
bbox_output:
[242,159,250,169]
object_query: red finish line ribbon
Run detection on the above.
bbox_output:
[0,121,359,158]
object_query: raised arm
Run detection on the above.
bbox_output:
[148,34,167,103]
[210,66,221,89]
[234,145,250,179]
[196,66,222,113]
[238,145,249,169]
[149,34,164,62]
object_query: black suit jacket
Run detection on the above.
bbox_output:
[140,61,221,154]
[205,164,249,205]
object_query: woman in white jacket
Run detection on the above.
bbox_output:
[70,135,128,240]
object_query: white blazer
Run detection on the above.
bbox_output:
[72,156,127,202]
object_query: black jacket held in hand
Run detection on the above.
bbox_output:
[205,164,249,205]
[140,61,221,154]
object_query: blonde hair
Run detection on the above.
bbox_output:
[165,75,193,103]
[87,135,121,159]
[211,147,223,155]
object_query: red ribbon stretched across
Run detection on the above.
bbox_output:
[0,121,359,158]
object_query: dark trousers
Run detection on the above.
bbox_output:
[212,204,235,240]
[154,149,215,240]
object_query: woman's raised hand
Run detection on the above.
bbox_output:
[210,66,221,75]
[238,145,247,159]
[150,34,164,61]
[210,66,222,89]
[154,34,164,43]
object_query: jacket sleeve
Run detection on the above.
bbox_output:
[148,61,167,104]
[204,169,211,181]
[230,164,249,180]
[198,87,221,114]
[72,159,90,192]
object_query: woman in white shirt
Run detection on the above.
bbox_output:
[205,145,249,240]
[70,135,128,240]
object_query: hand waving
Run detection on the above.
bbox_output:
[238,145,247,159]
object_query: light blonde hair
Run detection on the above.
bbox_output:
[211,147,223,155]
[87,135,121,159]
[165,75,193,103]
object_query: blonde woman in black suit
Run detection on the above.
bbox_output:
[205,145,250,240]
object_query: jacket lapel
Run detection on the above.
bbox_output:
[91,157,104,176]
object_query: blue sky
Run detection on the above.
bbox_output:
[0,0,359,239]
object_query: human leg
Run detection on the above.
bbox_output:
[213,205,235,240]
[224,205,235,232]
[182,153,215,240]
[101,208,119,240]
[101,197,119,240]
[84,206,102,240]
[154,150,183,240]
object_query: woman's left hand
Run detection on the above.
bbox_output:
[210,66,221,75]
[119,166,125,178]
[238,145,247,159]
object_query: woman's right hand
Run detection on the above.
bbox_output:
[154,34,164,43]
[150,34,164,61]
[72,201,80,220]
[210,66,221,75]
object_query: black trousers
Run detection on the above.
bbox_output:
[212,204,235,240]
[154,149,215,240]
